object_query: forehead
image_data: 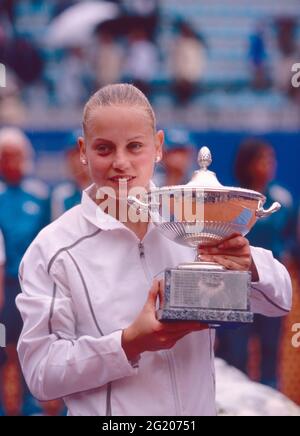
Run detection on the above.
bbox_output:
[257,147,275,159]
[85,105,153,141]
[0,143,26,157]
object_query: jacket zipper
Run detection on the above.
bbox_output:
[106,382,112,416]
[165,351,181,416]
[138,242,152,283]
[139,242,181,415]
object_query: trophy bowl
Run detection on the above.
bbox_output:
[128,147,281,326]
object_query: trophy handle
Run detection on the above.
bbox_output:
[256,201,281,218]
[128,196,150,212]
[128,196,164,224]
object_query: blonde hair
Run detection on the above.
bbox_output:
[83,84,156,135]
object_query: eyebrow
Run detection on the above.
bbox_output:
[127,136,145,141]
[93,136,145,144]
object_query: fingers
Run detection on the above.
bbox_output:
[198,234,248,251]
[198,233,241,249]
[165,325,208,343]
[161,321,208,334]
[218,235,249,250]
[199,244,250,256]
[198,235,251,271]
[200,254,251,271]
[158,279,165,309]
[147,280,160,308]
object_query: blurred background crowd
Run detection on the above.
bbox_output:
[0,0,299,416]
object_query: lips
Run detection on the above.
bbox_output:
[108,176,136,183]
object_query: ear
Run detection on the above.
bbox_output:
[78,137,87,163]
[155,130,164,161]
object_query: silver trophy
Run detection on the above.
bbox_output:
[128,147,281,326]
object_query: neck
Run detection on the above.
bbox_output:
[124,220,149,241]
[92,186,150,241]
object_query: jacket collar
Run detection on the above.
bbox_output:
[81,184,156,234]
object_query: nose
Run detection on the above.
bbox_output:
[112,151,131,172]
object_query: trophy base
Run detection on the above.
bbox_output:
[157,308,254,328]
[157,267,254,328]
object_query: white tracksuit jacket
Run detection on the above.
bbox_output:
[16,185,292,416]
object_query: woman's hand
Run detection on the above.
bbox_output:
[122,281,207,361]
[198,233,259,280]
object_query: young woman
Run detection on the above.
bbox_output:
[16,84,292,416]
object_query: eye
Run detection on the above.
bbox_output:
[96,144,113,156]
[128,142,143,152]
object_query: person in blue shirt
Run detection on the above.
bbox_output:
[51,132,90,221]
[217,138,295,389]
[153,127,196,187]
[0,127,50,416]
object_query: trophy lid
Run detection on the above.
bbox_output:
[153,146,265,201]
[187,147,223,189]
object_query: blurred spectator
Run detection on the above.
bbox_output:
[6,37,43,85]
[0,68,26,125]
[12,0,55,42]
[249,24,270,90]
[0,230,5,414]
[53,0,76,17]
[0,230,4,313]
[94,28,123,88]
[124,28,160,98]
[51,133,91,221]
[0,15,43,86]
[217,138,295,389]
[0,128,50,415]
[235,139,294,259]
[0,19,25,124]
[0,0,12,19]
[280,200,300,405]
[119,0,160,39]
[170,21,207,105]
[154,128,195,187]
[54,47,92,108]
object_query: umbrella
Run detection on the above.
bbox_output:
[45,1,120,48]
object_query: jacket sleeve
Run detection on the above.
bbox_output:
[250,246,292,317]
[16,240,137,402]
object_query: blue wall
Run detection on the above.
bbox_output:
[26,130,300,200]
[192,132,300,200]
